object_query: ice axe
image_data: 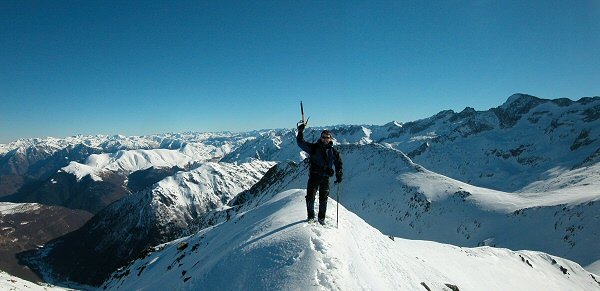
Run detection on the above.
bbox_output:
[297,101,310,127]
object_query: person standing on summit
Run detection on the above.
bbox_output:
[296,122,343,225]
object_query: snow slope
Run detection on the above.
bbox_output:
[0,270,70,291]
[219,145,600,277]
[332,144,600,274]
[102,189,600,290]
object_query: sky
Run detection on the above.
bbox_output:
[1,1,599,144]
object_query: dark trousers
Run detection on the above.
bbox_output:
[306,175,330,220]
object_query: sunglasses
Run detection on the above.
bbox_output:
[321,135,332,139]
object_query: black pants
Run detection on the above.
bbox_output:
[306,175,330,220]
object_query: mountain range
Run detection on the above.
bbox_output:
[0,93,599,290]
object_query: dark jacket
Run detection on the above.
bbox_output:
[297,130,343,179]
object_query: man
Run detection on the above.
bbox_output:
[296,123,343,225]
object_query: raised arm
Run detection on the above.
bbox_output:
[296,123,311,153]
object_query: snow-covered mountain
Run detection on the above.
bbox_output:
[202,138,600,273]
[21,159,275,286]
[221,94,600,193]
[60,146,199,182]
[348,144,600,273]
[0,132,251,197]
[390,94,600,192]
[204,94,600,274]
[103,138,600,288]
[221,144,600,276]
[2,93,599,289]
[220,130,300,163]
[0,133,256,213]
[102,189,600,290]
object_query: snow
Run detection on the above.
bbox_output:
[305,144,600,276]
[61,162,102,181]
[61,147,200,181]
[103,189,600,290]
[0,202,41,215]
[0,132,253,177]
[2,94,600,289]
[587,261,600,278]
[399,163,600,213]
[146,159,277,224]
[0,271,70,290]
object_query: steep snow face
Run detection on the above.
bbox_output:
[25,160,276,286]
[102,189,600,291]
[148,160,277,225]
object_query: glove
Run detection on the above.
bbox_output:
[297,122,306,132]
[335,171,343,183]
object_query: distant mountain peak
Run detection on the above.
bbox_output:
[500,93,544,110]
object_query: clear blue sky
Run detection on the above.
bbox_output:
[1,1,599,143]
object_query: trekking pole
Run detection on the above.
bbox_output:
[336,182,342,229]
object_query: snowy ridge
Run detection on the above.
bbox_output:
[102,189,600,290]
[60,147,200,181]
[216,144,600,276]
